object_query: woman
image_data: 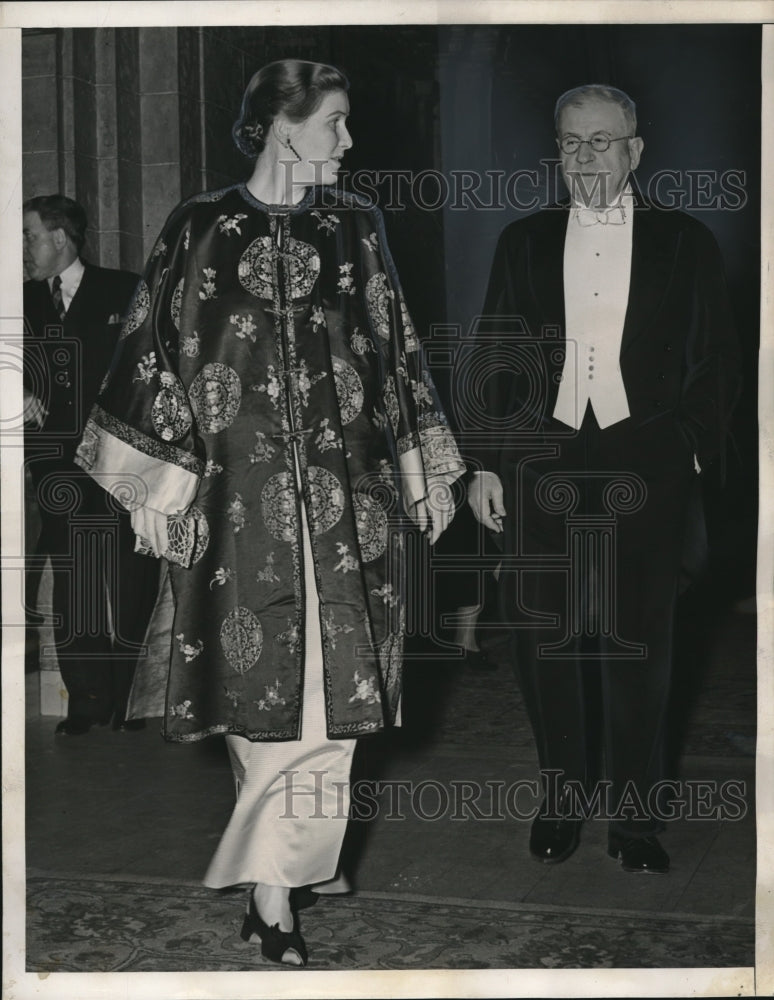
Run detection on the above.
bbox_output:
[75,59,465,967]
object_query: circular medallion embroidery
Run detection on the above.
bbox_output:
[332,356,364,425]
[220,606,263,674]
[151,375,193,442]
[238,236,320,300]
[120,280,150,340]
[261,471,296,542]
[365,272,394,340]
[353,492,389,563]
[189,363,242,434]
[170,278,184,330]
[383,375,400,434]
[307,466,345,534]
[166,506,210,565]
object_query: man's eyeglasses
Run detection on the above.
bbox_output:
[557,134,633,154]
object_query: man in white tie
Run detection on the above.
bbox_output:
[467,85,740,873]
[23,195,160,736]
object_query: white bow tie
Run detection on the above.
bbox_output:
[574,205,627,227]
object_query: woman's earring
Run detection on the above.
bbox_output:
[285,138,302,161]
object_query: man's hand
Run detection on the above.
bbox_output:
[23,388,47,428]
[130,506,169,558]
[467,471,506,533]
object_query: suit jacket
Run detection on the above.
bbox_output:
[473,198,741,480]
[24,262,140,478]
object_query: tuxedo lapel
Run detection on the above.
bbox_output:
[528,206,568,332]
[621,201,681,356]
[527,207,569,415]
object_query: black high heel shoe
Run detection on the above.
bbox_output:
[240,891,308,967]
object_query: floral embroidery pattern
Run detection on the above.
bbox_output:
[253,365,282,409]
[183,227,190,250]
[189,362,242,433]
[315,417,343,453]
[256,552,280,584]
[321,606,354,649]
[378,458,396,486]
[227,492,247,533]
[350,327,375,356]
[230,313,257,343]
[180,331,201,358]
[120,280,150,340]
[169,700,195,720]
[170,278,184,330]
[400,295,418,351]
[338,262,356,295]
[134,352,158,384]
[332,356,364,424]
[261,471,296,542]
[204,459,223,477]
[354,492,389,563]
[311,210,340,233]
[371,407,388,432]
[249,430,276,464]
[223,687,240,708]
[349,670,381,705]
[383,375,400,434]
[361,232,379,254]
[151,239,167,259]
[199,267,217,300]
[411,372,434,409]
[209,567,234,590]
[151,374,193,443]
[371,583,398,606]
[256,679,286,711]
[166,507,210,566]
[220,606,263,674]
[365,272,394,339]
[311,306,326,331]
[275,618,300,654]
[334,542,359,574]
[218,212,248,235]
[175,633,203,663]
[307,466,346,535]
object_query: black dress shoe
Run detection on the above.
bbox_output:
[529,791,582,864]
[608,833,670,874]
[55,717,92,736]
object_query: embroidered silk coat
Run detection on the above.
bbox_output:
[75,184,464,742]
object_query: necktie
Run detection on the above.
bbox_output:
[51,275,66,320]
[575,205,627,227]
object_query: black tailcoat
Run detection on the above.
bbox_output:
[472,199,740,832]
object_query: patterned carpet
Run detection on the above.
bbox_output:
[26,876,753,972]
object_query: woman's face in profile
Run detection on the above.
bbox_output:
[287,90,353,187]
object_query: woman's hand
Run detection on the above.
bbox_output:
[130,506,169,558]
[415,481,455,545]
[467,471,506,534]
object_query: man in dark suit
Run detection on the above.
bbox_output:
[23,194,160,735]
[467,85,740,873]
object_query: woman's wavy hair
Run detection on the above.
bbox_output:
[233,59,349,159]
